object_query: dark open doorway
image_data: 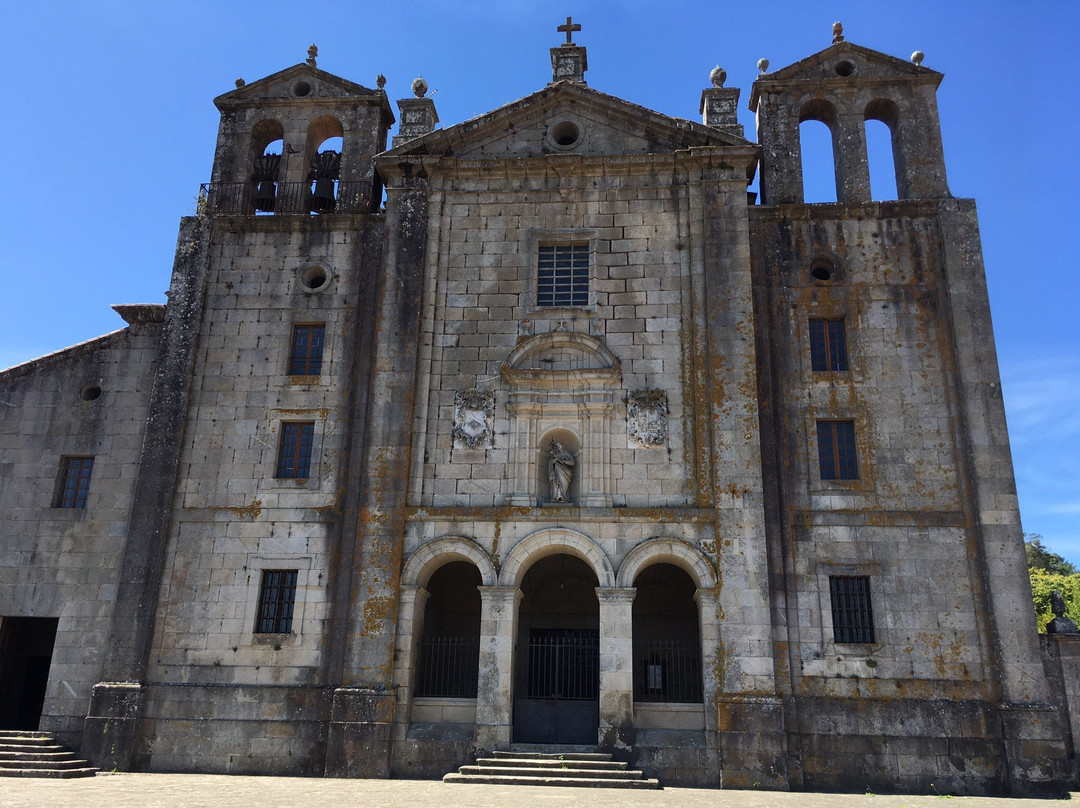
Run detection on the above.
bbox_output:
[513,554,599,744]
[0,617,59,730]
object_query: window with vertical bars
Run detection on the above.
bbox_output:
[255,569,298,633]
[55,456,94,508]
[817,420,858,480]
[829,575,874,643]
[537,244,589,307]
[809,318,848,371]
[275,422,315,479]
[289,324,325,376]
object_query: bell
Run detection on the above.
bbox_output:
[311,178,336,212]
[254,180,276,212]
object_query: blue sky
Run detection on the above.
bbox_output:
[2,2,1078,561]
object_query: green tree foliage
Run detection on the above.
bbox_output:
[1025,534,1080,632]
[1026,535,1078,575]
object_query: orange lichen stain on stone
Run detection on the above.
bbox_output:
[209,499,263,521]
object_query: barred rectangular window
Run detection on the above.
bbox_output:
[809,318,848,371]
[275,422,315,479]
[537,244,589,307]
[817,420,858,480]
[55,456,94,508]
[829,575,875,643]
[256,569,298,633]
[289,324,325,376]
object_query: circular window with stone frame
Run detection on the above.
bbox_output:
[298,264,332,293]
[545,117,585,151]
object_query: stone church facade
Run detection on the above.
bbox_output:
[2,26,1078,795]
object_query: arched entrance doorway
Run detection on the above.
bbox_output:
[414,561,481,699]
[513,553,599,744]
[632,564,703,704]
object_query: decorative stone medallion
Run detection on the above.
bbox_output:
[627,388,668,447]
[453,388,494,449]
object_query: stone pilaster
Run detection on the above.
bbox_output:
[597,587,635,751]
[474,586,521,753]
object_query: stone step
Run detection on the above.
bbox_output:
[0,767,98,779]
[476,756,627,770]
[493,750,613,761]
[0,734,54,746]
[443,773,661,789]
[0,746,76,757]
[0,758,90,770]
[459,765,643,779]
[0,731,97,778]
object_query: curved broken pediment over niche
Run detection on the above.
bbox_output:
[501,331,621,390]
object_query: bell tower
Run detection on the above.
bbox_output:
[207,45,394,214]
[749,24,949,205]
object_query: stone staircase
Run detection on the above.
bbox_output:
[444,750,660,789]
[0,730,97,778]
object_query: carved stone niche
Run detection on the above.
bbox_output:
[627,388,668,448]
[453,388,495,450]
[501,331,621,508]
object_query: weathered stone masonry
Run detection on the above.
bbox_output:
[1,29,1077,796]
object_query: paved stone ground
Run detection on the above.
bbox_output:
[0,774,1074,808]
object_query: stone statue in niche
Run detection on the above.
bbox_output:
[547,440,575,503]
[627,388,668,447]
[452,388,494,449]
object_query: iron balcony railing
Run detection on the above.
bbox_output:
[633,639,703,703]
[199,180,374,216]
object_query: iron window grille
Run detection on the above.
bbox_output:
[289,324,326,376]
[537,244,589,307]
[829,575,875,644]
[817,419,858,480]
[809,318,848,371]
[633,639,704,703]
[256,569,298,634]
[55,456,94,508]
[414,635,480,698]
[275,422,315,479]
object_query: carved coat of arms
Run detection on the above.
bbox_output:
[453,388,494,449]
[627,388,668,447]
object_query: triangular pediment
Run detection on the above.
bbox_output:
[214,64,387,110]
[752,41,942,94]
[386,80,751,159]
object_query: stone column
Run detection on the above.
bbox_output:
[474,586,521,753]
[597,587,635,751]
[391,586,429,738]
[833,114,871,204]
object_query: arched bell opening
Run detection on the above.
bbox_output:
[513,553,599,744]
[536,428,581,507]
[632,563,703,704]
[799,99,839,203]
[413,561,481,699]
[306,116,344,213]
[250,119,284,214]
[865,98,902,200]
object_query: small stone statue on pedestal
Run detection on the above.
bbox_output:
[1047,590,1079,635]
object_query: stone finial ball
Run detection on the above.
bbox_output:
[757,58,769,74]
[235,78,245,88]
[709,66,726,88]
[412,76,428,98]
[911,50,925,66]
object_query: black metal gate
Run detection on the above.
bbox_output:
[514,628,598,744]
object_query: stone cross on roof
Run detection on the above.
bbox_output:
[558,16,581,45]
